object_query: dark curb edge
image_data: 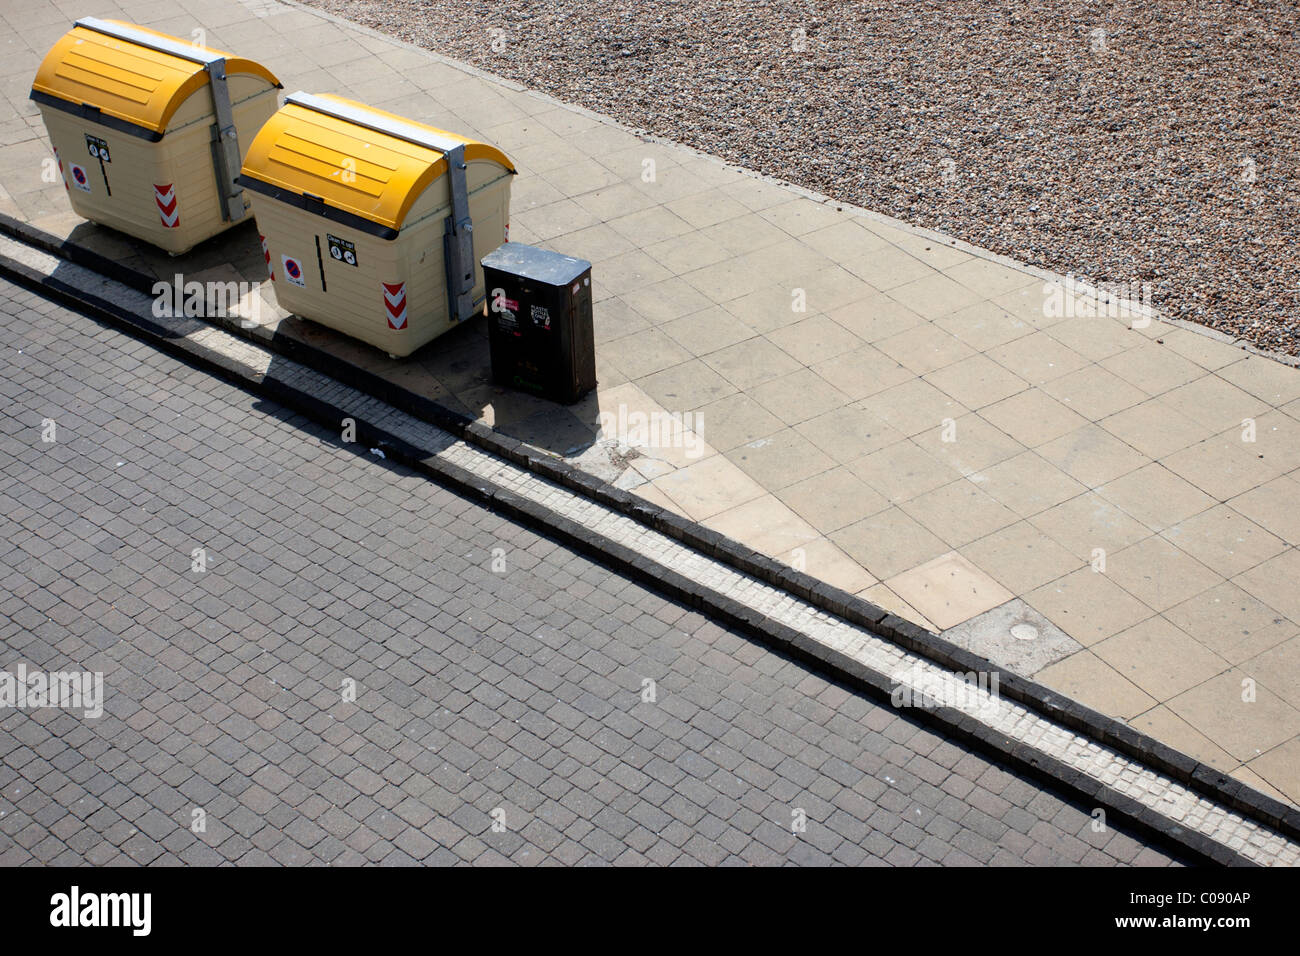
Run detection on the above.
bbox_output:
[0,238,1283,866]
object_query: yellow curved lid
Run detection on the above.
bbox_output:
[239,93,515,233]
[31,19,280,134]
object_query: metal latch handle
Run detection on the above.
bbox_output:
[205,58,245,223]
[443,144,475,323]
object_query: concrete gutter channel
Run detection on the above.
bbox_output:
[2,218,1298,867]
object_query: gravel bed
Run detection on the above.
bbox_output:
[302,0,1300,357]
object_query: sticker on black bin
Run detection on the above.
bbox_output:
[491,288,520,332]
[326,234,357,267]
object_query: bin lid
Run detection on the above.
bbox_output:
[482,243,591,287]
[238,92,515,239]
[30,18,280,140]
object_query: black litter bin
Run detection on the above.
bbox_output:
[483,243,596,404]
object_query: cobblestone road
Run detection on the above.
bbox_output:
[0,278,1182,866]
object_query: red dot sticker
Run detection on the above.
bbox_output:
[281,255,306,288]
[70,163,91,193]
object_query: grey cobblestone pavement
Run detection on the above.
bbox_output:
[0,278,1183,866]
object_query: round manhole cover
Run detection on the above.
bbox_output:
[1010,623,1039,641]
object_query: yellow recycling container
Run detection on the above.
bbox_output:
[30,18,281,254]
[237,92,515,358]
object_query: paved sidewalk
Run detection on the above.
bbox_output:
[0,277,1187,866]
[0,0,1296,807]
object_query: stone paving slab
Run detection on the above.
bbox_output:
[3,241,1292,864]
[0,0,1297,807]
[0,275,1186,867]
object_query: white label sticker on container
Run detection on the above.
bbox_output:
[85,134,111,163]
[281,255,306,288]
[69,163,91,193]
[327,234,358,267]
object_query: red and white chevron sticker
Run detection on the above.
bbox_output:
[153,183,179,228]
[54,148,67,192]
[259,234,274,280]
[383,281,407,330]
